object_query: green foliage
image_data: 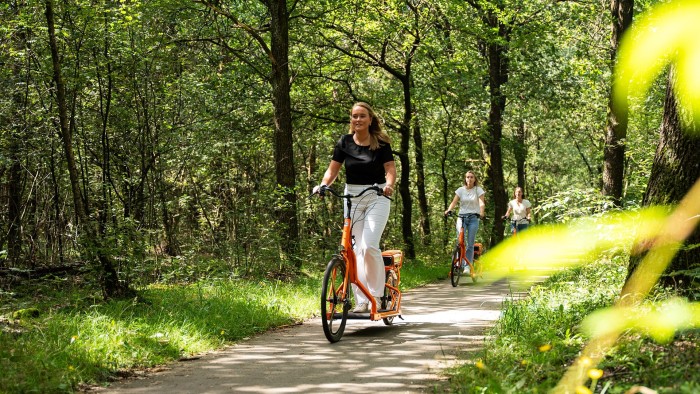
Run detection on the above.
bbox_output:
[445,259,700,393]
[535,188,622,224]
[0,276,318,392]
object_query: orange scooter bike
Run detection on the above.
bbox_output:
[313,184,404,343]
[445,211,484,286]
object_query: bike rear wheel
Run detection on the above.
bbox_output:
[450,245,461,287]
[321,257,349,343]
[382,270,398,325]
[472,259,483,282]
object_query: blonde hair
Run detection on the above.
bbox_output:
[348,102,391,150]
[463,171,480,187]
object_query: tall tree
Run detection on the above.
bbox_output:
[602,0,634,206]
[465,0,511,244]
[45,0,133,298]
[195,0,300,268]
[627,69,700,294]
[5,0,28,266]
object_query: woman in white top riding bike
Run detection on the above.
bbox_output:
[502,186,532,234]
[444,171,486,274]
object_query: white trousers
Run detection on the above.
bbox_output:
[344,184,390,305]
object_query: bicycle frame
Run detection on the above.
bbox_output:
[449,213,482,285]
[324,186,403,321]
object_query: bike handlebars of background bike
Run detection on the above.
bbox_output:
[444,211,487,221]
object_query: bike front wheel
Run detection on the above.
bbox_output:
[450,245,461,287]
[321,257,349,343]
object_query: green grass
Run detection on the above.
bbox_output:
[443,255,700,394]
[0,253,446,393]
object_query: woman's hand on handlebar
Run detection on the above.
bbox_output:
[311,184,328,197]
[444,209,453,217]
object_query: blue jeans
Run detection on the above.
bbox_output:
[456,214,480,265]
[510,222,529,233]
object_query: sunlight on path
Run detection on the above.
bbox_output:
[98,278,517,394]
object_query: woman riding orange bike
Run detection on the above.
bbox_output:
[312,184,404,342]
[444,171,486,274]
[313,102,396,314]
[502,186,531,235]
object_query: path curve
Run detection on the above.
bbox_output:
[95,278,515,393]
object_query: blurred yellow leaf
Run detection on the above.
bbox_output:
[614,0,700,132]
[479,207,668,283]
[582,298,700,343]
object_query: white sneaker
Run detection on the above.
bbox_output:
[463,266,471,274]
[374,296,382,309]
[352,302,369,313]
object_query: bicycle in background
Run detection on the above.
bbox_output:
[445,211,484,286]
[504,217,530,237]
[312,185,404,343]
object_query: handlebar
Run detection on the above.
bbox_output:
[502,216,530,225]
[310,184,389,200]
[445,211,487,221]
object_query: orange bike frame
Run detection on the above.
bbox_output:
[457,220,476,271]
[339,207,402,321]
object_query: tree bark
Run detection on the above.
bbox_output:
[483,9,509,246]
[6,0,28,267]
[515,119,527,193]
[268,0,300,268]
[413,114,431,245]
[626,70,700,294]
[602,0,634,206]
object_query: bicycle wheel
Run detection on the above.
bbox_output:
[321,257,349,343]
[450,245,461,287]
[471,261,479,283]
[382,270,398,325]
[474,258,483,280]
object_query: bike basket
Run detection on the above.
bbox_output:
[382,250,403,268]
[474,243,483,256]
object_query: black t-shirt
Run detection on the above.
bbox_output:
[331,134,394,185]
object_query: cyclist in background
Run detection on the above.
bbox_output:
[444,171,486,274]
[503,186,532,234]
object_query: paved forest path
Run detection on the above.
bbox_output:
[96,277,519,393]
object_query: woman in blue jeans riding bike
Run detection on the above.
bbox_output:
[444,171,486,273]
[502,186,531,234]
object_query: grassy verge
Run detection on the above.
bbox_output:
[0,253,446,393]
[444,255,700,394]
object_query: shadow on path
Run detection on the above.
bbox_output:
[96,277,519,393]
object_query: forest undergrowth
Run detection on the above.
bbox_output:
[444,255,700,394]
[1,252,698,393]
[0,253,445,393]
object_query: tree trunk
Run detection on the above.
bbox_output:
[515,119,527,193]
[6,0,28,267]
[484,10,509,246]
[602,0,634,206]
[269,0,300,268]
[397,101,415,258]
[413,114,431,245]
[45,0,133,299]
[626,70,700,295]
